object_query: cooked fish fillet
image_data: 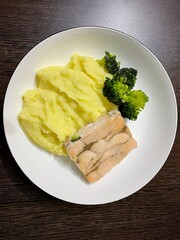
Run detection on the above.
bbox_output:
[64,110,137,183]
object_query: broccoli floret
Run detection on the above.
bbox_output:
[119,90,149,120]
[101,51,149,120]
[100,51,120,74]
[112,67,137,91]
[119,68,137,90]
[103,77,129,105]
[103,77,148,120]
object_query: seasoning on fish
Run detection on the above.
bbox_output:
[64,110,137,183]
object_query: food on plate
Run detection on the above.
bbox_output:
[18,54,116,155]
[99,51,149,120]
[65,110,137,182]
[18,51,148,182]
[98,51,120,75]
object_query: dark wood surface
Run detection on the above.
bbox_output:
[0,1,179,239]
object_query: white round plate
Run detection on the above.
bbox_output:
[3,27,177,205]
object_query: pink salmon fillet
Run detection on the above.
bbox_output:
[64,110,137,183]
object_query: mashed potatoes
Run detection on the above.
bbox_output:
[18,54,116,155]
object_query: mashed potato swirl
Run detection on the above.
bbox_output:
[18,54,116,155]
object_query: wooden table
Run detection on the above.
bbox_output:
[0,1,179,239]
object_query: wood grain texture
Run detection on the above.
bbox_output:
[0,0,179,239]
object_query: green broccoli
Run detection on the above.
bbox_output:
[102,51,149,120]
[71,134,81,142]
[103,78,148,120]
[99,51,120,74]
[119,90,149,120]
[111,68,137,92]
[118,68,137,90]
[103,76,129,105]
[99,51,137,90]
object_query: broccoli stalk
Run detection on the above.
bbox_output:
[102,51,149,120]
